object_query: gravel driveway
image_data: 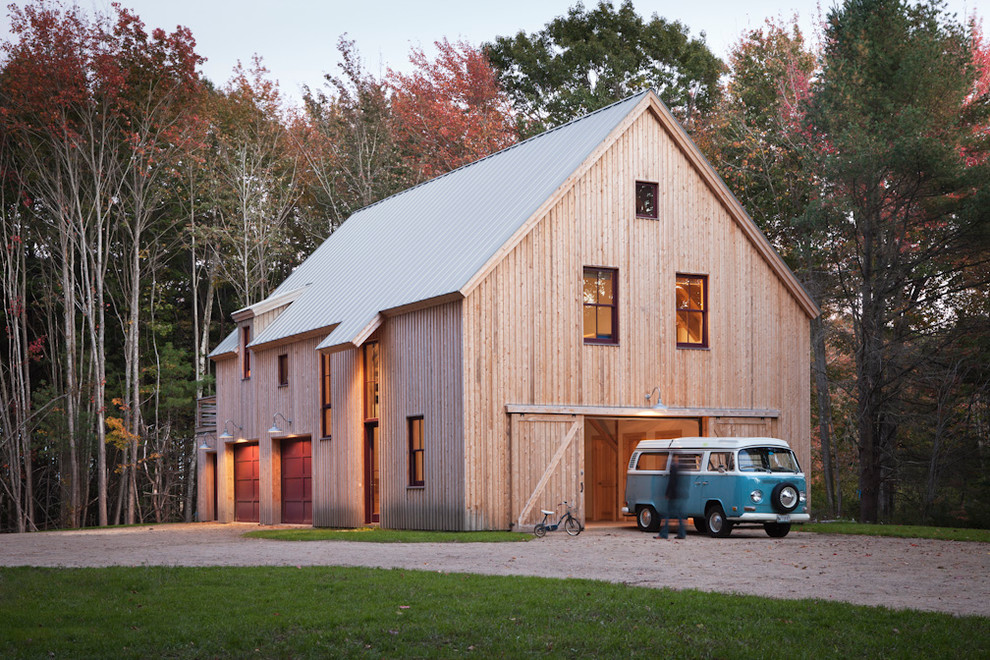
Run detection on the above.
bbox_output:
[1,522,986,617]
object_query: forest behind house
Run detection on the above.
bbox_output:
[1,0,988,532]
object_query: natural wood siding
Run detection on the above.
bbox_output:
[313,347,364,527]
[510,415,584,527]
[251,336,322,524]
[463,108,812,529]
[378,301,464,530]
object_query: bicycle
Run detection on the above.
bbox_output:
[533,501,584,537]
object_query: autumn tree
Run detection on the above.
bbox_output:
[301,37,407,236]
[807,0,990,523]
[106,6,203,525]
[1,0,132,526]
[388,39,517,182]
[204,57,302,308]
[484,0,724,135]
[695,19,850,516]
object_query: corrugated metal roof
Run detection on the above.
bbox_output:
[208,328,239,358]
[248,91,650,351]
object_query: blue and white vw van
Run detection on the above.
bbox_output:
[622,437,810,538]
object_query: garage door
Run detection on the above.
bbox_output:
[234,443,260,522]
[281,438,312,524]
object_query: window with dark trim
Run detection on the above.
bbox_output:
[676,274,708,348]
[320,353,332,439]
[583,267,618,344]
[408,416,424,487]
[636,181,658,219]
[241,325,251,379]
[277,353,289,387]
[363,342,379,421]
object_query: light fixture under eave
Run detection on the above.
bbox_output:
[218,419,243,440]
[268,412,293,435]
[645,386,666,410]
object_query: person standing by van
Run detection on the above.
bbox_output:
[656,455,687,539]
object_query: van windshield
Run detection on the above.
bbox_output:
[737,448,799,473]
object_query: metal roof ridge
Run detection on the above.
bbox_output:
[348,90,653,216]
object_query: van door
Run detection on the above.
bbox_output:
[678,452,704,516]
[697,451,736,517]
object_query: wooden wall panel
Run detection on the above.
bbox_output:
[313,347,364,528]
[378,301,464,530]
[463,108,813,528]
[250,336,322,524]
[509,415,584,529]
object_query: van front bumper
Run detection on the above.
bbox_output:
[729,512,811,524]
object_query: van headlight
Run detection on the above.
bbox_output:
[750,489,763,504]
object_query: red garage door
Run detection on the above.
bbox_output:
[281,438,312,524]
[234,443,260,522]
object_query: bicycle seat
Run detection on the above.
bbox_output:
[541,509,554,516]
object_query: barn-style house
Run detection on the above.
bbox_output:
[196,89,819,530]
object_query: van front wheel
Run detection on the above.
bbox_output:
[637,505,660,532]
[705,505,733,538]
[693,517,706,533]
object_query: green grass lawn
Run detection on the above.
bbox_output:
[803,522,990,543]
[1,566,985,658]
[244,527,529,543]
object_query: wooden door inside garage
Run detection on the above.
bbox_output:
[281,438,312,524]
[233,443,260,522]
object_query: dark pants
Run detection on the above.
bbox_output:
[660,498,686,539]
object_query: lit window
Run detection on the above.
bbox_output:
[241,326,251,379]
[408,416,424,487]
[364,342,379,421]
[320,353,332,439]
[676,274,708,348]
[583,267,618,344]
[636,181,658,219]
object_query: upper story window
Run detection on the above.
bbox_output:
[241,325,251,379]
[320,352,332,439]
[408,416,424,487]
[364,341,379,421]
[676,274,708,348]
[583,267,618,345]
[277,353,289,387]
[636,181,658,219]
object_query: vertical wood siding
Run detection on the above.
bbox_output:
[463,109,812,529]
[313,346,365,527]
[509,415,584,528]
[378,301,464,530]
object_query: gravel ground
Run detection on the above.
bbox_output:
[1,522,986,617]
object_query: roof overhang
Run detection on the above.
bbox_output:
[232,286,309,322]
[505,404,779,418]
[247,324,339,353]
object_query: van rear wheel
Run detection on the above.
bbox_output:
[705,504,733,538]
[692,517,706,533]
[637,505,660,532]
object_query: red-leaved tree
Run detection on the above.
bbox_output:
[389,39,517,182]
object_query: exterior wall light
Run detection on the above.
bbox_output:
[268,412,293,435]
[218,419,243,440]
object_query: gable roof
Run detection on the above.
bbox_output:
[233,89,817,356]
[248,91,652,352]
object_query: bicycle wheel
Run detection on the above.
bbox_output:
[534,523,547,538]
[564,516,582,536]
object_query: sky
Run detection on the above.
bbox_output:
[2,0,985,102]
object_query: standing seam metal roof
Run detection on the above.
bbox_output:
[248,91,651,351]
